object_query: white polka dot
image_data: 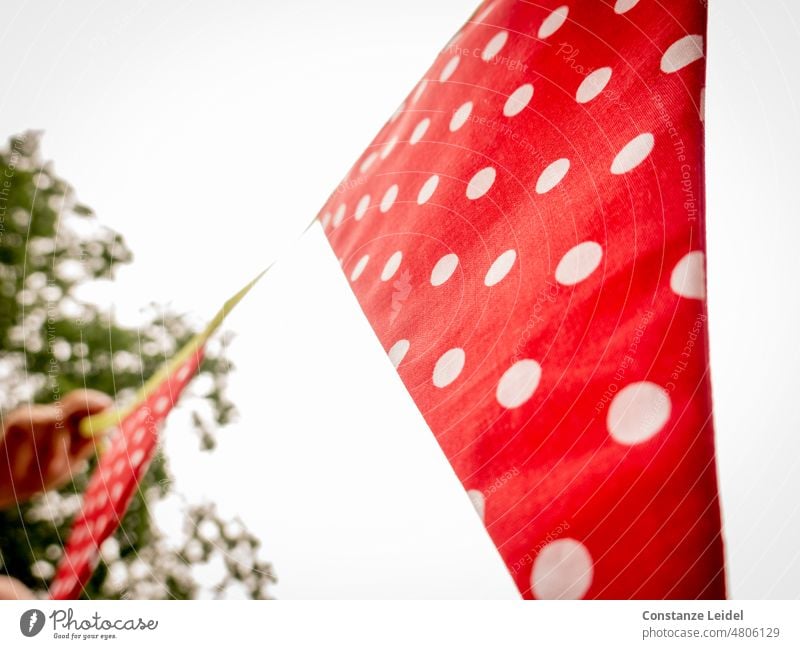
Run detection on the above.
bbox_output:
[417,175,440,204]
[95,514,109,534]
[134,407,148,425]
[332,204,346,228]
[466,167,496,199]
[661,35,704,73]
[381,251,403,281]
[95,490,108,509]
[410,117,430,145]
[484,249,517,286]
[111,482,123,501]
[380,184,399,212]
[433,348,466,388]
[610,133,654,174]
[532,539,594,600]
[670,251,706,299]
[388,340,410,368]
[320,213,331,229]
[555,241,603,285]
[481,31,508,61]
[132,427,146,445]
[130,449,145,466]
[614,0,640,14]
[154,395,170,415]
[576,67,612,104]
[450,101,473,131]
[355,194,370,220]
[440,56,460,82]
[538,5,569,39]
[431,253,459,286]
[504,83,534,117]
[360,151,378,173]
[381,135,399,160]
[113,457,125,476]
[350,255,370,281]
[176,363,192,383]
[607,381,671,445]
[496,360,542,408]
[473,2,495,23]
[412,79,428,104]
[536,158,570,194]
[467,489,485,521]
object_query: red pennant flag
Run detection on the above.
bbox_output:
[319,0,724,598]
[49,273,262,599]
[49,351,203,600]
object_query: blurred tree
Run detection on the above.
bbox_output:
[0,132,275,599]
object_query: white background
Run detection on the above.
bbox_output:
[0,0,798,599]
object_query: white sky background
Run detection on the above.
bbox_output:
[0,0,798,599]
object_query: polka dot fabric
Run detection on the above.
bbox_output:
[49,350,204,600]
[320,0,724,598]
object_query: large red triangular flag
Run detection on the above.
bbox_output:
[318,0,724,598]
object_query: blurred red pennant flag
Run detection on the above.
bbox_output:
[49,350,204,600]
[49,273,262,599]
[318,0,724,598]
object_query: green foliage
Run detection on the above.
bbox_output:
[0,132,275,599]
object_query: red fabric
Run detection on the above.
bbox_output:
[320,0,724,598]
[49,350,203,599]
